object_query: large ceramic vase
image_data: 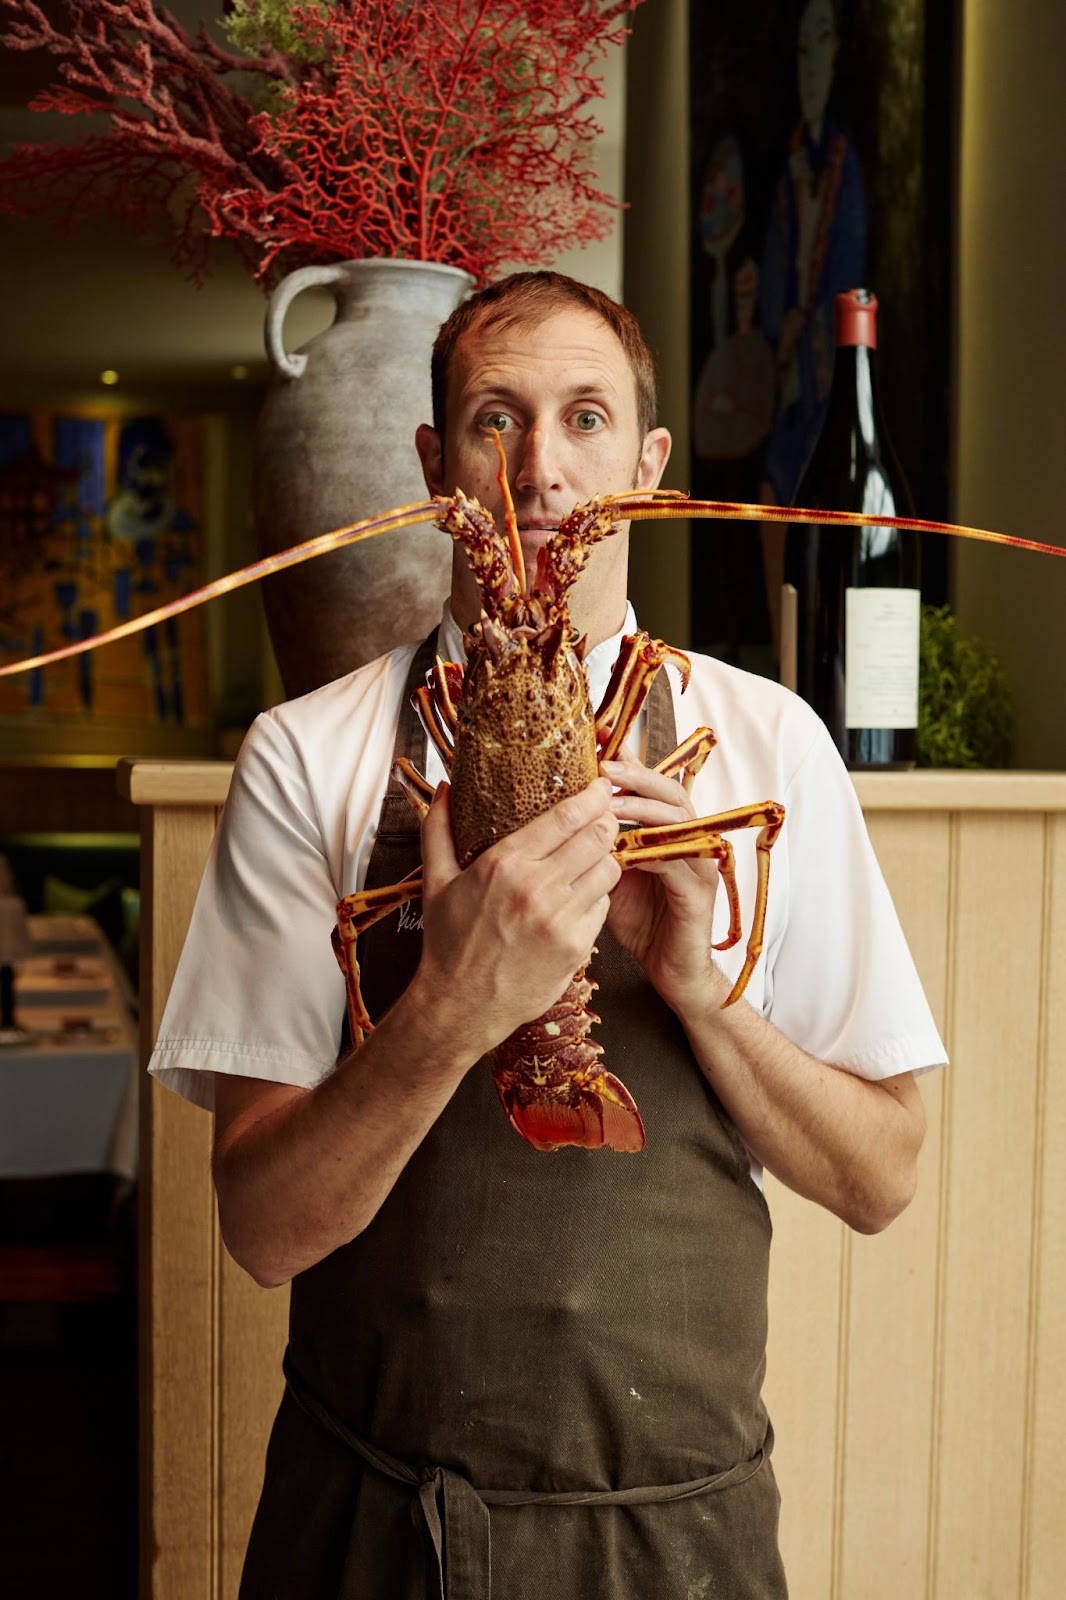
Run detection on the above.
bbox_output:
[254,258,473,698]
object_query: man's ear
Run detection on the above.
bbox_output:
[415,422,446,497]
[637,426,672,492]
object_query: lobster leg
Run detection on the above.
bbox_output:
[393,757,435,817]
[614,802,786,1007]
[395,656,465,821]
[428,656,463,733]
[651,727,718,792]
[413,683,456,768]
[594,632,692,760]
[409,655,464,782]
[331,656,463,1052]
[594,637,716,796]
[333,871,424,1047]
[614,823,744,972]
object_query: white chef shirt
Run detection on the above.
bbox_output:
[149,602,946,1114]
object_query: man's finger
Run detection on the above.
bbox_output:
[499,777,616,861]
[421,783,460,888]
[600,756,695,811]
[569,850,624,909]
[536,809,621,892]
[609,796,694,829]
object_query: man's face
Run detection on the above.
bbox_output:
[417,305,670,641]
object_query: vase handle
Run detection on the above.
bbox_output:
[264,263,349,380]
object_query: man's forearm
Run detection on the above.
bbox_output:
[674,964,926,1233]
[212,975,484,1288]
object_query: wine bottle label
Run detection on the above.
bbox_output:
[844,588,920,729]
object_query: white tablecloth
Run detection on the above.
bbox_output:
[0,915,138,1180]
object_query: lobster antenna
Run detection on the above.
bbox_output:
[607,494,1066,560]
[490,428,527,594]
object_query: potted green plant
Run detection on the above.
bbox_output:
[918,604,1012,768]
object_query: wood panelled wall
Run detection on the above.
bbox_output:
[124,762,290,1600]
[768,784,1066,1600]
[120,761,1066,1600]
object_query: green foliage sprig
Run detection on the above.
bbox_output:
[918,604,1012,769]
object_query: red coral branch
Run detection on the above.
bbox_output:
[0,0,645,284]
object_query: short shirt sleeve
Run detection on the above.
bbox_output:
[147,711,348,1110]
[765,722,946,1079]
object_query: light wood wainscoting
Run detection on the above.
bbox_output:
[119,761,1066,1600]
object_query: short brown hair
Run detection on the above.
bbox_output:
[431,271,659,441]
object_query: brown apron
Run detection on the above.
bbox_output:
[239,635,787,1600]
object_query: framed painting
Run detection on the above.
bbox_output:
[0,406,216,754]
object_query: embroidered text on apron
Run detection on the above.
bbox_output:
[240,632,787,1599]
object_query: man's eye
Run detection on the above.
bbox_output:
[573,411,604,432]
[477,413,512,433]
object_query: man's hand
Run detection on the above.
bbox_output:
[600,752,719,1012]
[411,775,622,1058]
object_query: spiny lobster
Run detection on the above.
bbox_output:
[331,438,785,1154]
[3,459,1064,1149]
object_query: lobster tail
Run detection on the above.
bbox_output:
[496,1076,646,1154]
[489,969,646,1153]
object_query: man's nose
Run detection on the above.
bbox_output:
[513,425,562,494]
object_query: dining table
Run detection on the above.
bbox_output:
[0,913,138,1181]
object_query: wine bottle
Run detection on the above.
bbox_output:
[784,289,920,770]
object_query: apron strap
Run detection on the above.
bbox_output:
[283,1353,768,1600]
[643,653,679,768]
[372,628,441,848]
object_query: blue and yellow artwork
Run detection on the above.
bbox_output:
[0,408,210,728]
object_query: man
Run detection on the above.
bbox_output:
[150,271,944,1597]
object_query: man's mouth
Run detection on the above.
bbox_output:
[515,523,560,542]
